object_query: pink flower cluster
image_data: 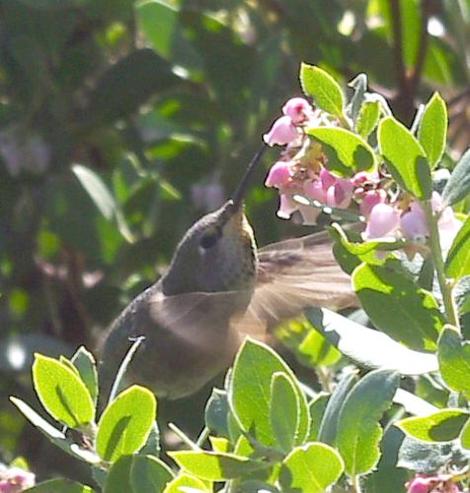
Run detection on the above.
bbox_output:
[406,474,462,493]
[263,98,315,147]
[0,467,35,493]
[264,98,462,255]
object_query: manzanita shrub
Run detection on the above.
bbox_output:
[9,64,470,493]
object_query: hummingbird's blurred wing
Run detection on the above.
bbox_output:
[149,288,249,352]
[237,230,357,336]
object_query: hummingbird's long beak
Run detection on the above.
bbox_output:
[230,144,268,211]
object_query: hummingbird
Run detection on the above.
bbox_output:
[98,146,355,403]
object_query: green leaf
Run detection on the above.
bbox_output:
[229,339,309,447]
[209,436,230,453]
[307,394,329,442]
[163,474,210,493]
[336,369,400,476]
[32,354,95,428]
[72,165,116,221]
[136,0,179,59]
[443,149,470,206]
[352,261,444,351]
[356,100,381,138]
[270,372,299,452]
[169,451,267,481]
[135,0,202,75]
[25,480,94,492]
[307,308,439,375]
[397,409,470,442]
[347,73,368,123]
[85,49,179,124]
[130,455,173,492]
[71,346,98,405]
[378,116,432,199]
[96,385,156,463]
[445,216,470,280]
[438,326,470,398]
[104,455,132,493]
[318,371,357,445]
[300,63,345,118]
[460,417,470,450]
[279,443,344,493]
[307,127,377,177]
[9,397,100,464]
[418,92,447,168]
[276,318,341,368]
[205,389,229,437]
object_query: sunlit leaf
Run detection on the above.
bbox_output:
[96,386,156,463]
[397,409,469,442]
[32,354,94,428]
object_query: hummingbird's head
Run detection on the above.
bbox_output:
[161,145,267,296]
[161,200,258,296]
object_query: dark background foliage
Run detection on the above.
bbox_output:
[0,0,469,483]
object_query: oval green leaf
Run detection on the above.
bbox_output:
[32,354,95,428]
[397,409,469,442]
[130,455,173,492]
[270,372,299,452]
[229,338,309,447]
[336,369,400,476]
[163,474,210,493]
[169,450,267,481]
[96,385,156,463]
[460,417,470,450]
[356,100,381,138]
[104,455,132,493]
[279,442,344,493]
[307,394,329,442]
[418,92,447,168]
[307,308,439,376]
[378,116,432,199]
[438,326,470,398]
[445,215,470,280]
[308,127,377,177]
[443,149,470,206]
[300,63,345,118]
[352,261,444,351]
[71,346,98,404]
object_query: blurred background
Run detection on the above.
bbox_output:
[0,0,469,484]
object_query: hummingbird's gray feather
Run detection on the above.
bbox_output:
[99,283,249,402]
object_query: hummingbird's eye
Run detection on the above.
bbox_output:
[199,230,220,250]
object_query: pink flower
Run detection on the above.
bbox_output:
[400,202,428,242]
[319,168,336,191]
[277,194,298,219]
[406,476,437,493]
[326,179,354,209]
[0,467,35,493]
[303,179,326,202]
[282,97,314,124]
[263,116,300,146]
[362,203,400,240]
[360,189,387,217]
[265,161,292,188]
[352,171,380,187]
[400,193,462,251]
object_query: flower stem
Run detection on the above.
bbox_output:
[423,201,460,330]
[352,475,363,493]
